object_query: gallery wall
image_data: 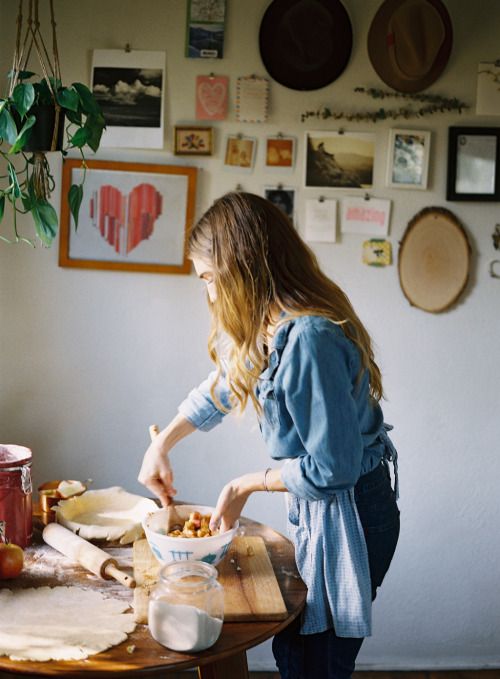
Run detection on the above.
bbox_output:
[1,0,500,670]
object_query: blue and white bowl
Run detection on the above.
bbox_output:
[142,504,239,566]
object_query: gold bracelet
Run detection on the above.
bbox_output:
[263,467,272,492]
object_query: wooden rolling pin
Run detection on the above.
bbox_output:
[43,523,136,588]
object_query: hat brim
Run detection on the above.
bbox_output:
[259,0,353,91]
[367,0,453,93]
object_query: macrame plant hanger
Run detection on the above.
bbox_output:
[9,0,62,201]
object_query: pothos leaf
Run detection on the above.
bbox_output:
[64,108,82,126]
[31,200,58,246]
[9,114,36,154]
[12,83,35,117]
[69,126,89,148]
[7,69,36,81]
[68,183,84,229]
[57,86,80,113]
[84,113,106,153]
[72,82,100,115]
[0,108,18,145]
[7,163,21,198]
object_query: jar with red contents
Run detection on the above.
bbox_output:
[0,445,33,548]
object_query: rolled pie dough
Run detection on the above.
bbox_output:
[0,586,135,661]
[53,486,158,544]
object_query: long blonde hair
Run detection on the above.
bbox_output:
[189,192,383,414]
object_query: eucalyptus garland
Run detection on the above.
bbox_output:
[301,87,469,123]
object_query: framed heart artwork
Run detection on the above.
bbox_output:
[58,159,197,274]
[196,75,228,120]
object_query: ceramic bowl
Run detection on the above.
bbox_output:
[142,504,238,566]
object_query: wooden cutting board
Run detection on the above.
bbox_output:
[133,535,288,624]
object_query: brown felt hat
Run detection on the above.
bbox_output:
[368,0,453,93]
[398,207,471,313]
[259,0,353,91]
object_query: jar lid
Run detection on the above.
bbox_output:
[0,444,32,469]
[159,561,218,589]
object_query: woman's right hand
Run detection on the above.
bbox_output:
[138,436,177,508]
[137,414,196,507]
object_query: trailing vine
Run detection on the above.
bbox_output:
[301,87,469,123]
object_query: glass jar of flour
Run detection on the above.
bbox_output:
[149,561,224,652]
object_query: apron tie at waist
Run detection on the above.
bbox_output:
[381,423,399,500]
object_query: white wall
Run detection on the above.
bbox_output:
[1,0,499,670]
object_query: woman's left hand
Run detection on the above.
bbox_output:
[210,475,254,534]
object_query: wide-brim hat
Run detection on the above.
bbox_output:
[368,0,453,93]
[259,0,353,91]
[398,207,471,313]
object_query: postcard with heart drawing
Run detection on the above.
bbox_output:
[196,75,228,120]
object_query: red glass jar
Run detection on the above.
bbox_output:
[0,445,33,547]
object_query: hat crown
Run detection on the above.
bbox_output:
[259,0,353,91]
[367,0,453,93]
[280,0,335,70]
[388,0,446,79]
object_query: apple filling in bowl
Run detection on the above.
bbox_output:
[167,511,218,538]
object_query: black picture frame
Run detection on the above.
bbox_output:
[447,126,500,201]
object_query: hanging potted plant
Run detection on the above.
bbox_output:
[0,0,106,247]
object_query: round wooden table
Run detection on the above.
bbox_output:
[0,514,306,678]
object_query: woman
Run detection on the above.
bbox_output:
[138,192,400,679]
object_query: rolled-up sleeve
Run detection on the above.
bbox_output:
[278,328,364,500]
[178,370,232,432]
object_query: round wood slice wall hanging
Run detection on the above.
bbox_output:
[398,207,471,313]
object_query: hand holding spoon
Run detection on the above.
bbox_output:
[148,424,183,532]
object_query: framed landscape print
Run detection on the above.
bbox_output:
[386,129,431,190]
[447,126,500,201]
[305,131,375,189]
[59,159,197,274]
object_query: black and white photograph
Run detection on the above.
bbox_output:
[386,129,431,190]
[91,50,166,149]
[264,186,296,222]
[92,68,162,128]
[305,131,375,189]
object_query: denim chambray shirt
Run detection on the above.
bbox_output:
[178,315,397,638]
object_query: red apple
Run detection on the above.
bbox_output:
[0,542,24,579]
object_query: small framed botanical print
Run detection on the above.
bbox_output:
[174,126,213,156]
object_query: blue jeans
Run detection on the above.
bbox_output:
[272,461,400,679]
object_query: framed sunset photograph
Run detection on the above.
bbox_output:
[265,136,296,170]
